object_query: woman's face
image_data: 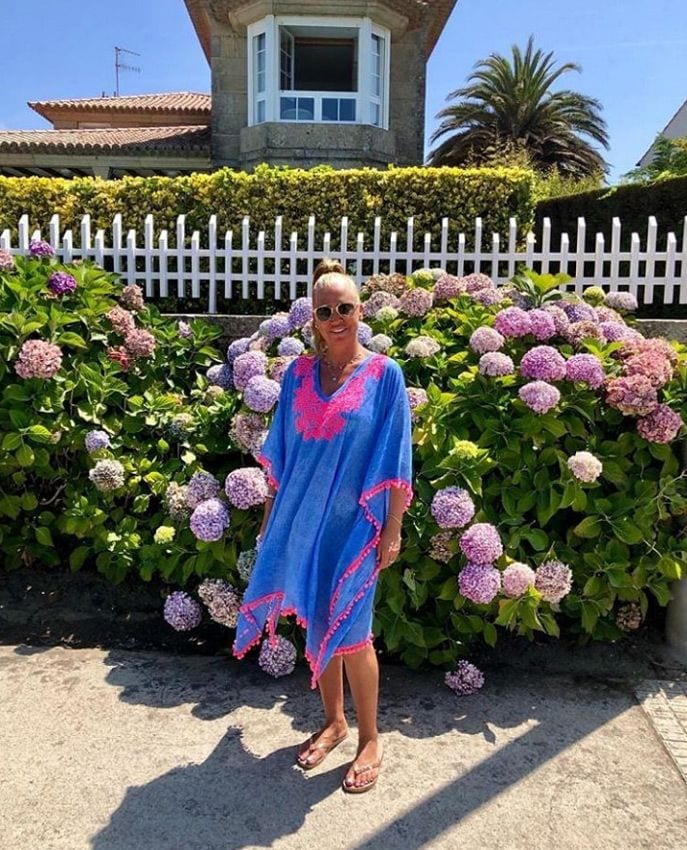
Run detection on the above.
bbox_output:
[312,280,363,349]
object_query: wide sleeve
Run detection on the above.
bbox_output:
[255,360,294,491]
[360,358,414,521]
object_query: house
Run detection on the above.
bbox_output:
[0,0,458,177]
[185,0,458,169]
[0,93,212,178]
[637,97,687,166]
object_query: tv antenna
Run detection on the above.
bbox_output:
[114,46,141,96]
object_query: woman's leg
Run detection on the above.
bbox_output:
[342,643,382,788]
[297,654,348,766]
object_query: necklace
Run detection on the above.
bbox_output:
[321,350,366,384]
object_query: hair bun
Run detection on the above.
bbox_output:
[313,257,345,284]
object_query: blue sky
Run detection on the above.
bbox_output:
[1,0,685,181]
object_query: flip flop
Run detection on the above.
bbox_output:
[341,744,384,793]
[296,729,349,770]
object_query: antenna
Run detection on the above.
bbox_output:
[114,46,141,97]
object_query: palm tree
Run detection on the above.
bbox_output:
[428,36,610,178]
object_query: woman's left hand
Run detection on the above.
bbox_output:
[377,523,402,570]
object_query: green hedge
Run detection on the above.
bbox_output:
[0,164,535,249]
[535,176,687,251]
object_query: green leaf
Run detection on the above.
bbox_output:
[16,444,35,467]
[613,518,643,545]
[26,425,52,443]
[1,433,22,451]
[573,516,601,538]
[69,547,89,571]
[35,526,53,547]
[483,621,498,647]
[57,332,87,349]
[658,556,682,581]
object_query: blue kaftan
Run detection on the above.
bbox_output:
[231,352,413,688]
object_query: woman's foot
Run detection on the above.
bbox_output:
[296,720,349,769]
[342,737,383,792]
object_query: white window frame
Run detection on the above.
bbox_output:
[247,15,390,129]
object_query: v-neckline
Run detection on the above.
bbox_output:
[314,353,377,401]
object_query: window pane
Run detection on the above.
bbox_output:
[322,98,338,121]
[371,102,381,127]
[280,97,297,119]
[256,100,266,124]
[340,99,356,121]
[297,98,315,120]
[294,39,357,91]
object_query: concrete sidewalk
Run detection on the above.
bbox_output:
[1,644,686,850]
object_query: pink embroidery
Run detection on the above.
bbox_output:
[292,354,386,441]
[256,452,279,490]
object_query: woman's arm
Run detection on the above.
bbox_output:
[376,484,409,570]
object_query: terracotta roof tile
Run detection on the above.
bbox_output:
[29,92,211,118]
[0,126,211,155]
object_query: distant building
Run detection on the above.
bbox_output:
[0,0,458,177]
[637,98,687,166]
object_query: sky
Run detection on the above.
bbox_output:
[0,0,685,182]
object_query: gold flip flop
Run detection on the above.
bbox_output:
[296,729,348,770]
[341,745,384,793]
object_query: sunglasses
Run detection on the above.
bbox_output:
[314,302,359,322]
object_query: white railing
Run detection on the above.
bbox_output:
[2,213,687,313]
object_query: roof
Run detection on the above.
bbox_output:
[0,125,211,155]
[29,92,211,120]
[637,98,687,165]
[184,0,458,61]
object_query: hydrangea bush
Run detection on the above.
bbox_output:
[3,255,687,685]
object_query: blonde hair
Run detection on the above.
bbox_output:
[311,259,359,356]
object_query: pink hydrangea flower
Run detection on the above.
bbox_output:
[462,273,495,293]
[433,273,467,302]
[606,375,658,416]
[224,467,269,509]
[519,346,567,382]
[431,486,476,529]
[124,328,156,358]
[636,404,683,443]
[479,352,514,377]
[120,284,144,311]
[519,381,561,414]
[399,287,434,317]
[15,339,63,379]
[502,562,536,598]
[233,351,268,390]
[470,326,504,354]
[567,451,603,483]
[458,562,501,604]
[106,306,136,336]
[565,354,605,389]
[535,560,572,603]
[494,307,532,338]
[460,523,503,564]
[527,309,557,341]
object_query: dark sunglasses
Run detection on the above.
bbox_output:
[314,302,359,322]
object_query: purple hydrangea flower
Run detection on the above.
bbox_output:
[207,363,234,390]
[243,375,281,413]
[636,404,684,444]
[225,467,269,509]
[120,284,144,312]
[519,346,567,381]
[479,352,514,377]
[560,301,597,324]
[233,351,268,390]
[262,312,292,340]
[28,239,55,258]
[190,497,231,542]
[186,471,221,509]
[429,530,455,563]
[470,326,504,354]
[368,333,393,353]
[363,290,401,317]
[197,579,242,628]
[535,559,572,603]
[433,274,467,302]
[399,288,434,317]
[278,336,305,357]
[230,411,268,455]
[15,339,63,380]
[289,297,313,329]
[357,322,374,345]
[458,562,501,604]
[163,591,203,631]
[606,375,658,416]
[178,320,193,339]
[471,288,506,307]
[527,309,557,341]
[494,307,532,338]
[604,291,638,313]
[462,273,495,293]
[460,523,503,564]
[258,635,297,677]
[502,562,536,598]
[431,486,476,529]
[599,321,641,343]
[226,337,252,363]
[407,387,429,420]
[564,321,606,348]
[519,381,561,414]
[542,305,570,335]
[567,451,603,483]
[268,355,295,384]
[85,430,111,453]
[47,271,77,296]
[445,660,485,696]
[565,353,605,389]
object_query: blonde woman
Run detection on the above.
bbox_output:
[233,260,413,793]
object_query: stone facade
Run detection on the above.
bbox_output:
[186,0,457,169]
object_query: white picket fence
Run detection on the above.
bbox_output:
[2,212,687,313]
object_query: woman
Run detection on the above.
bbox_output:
[232,259,413,793]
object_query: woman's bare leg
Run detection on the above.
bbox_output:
[342,644,382,788]
[298,654,348,766]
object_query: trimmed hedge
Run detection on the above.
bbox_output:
[535,175,687,251]
[0,164,535,250]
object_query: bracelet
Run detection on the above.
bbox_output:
[265,494,275,501]
[387,513,404,526]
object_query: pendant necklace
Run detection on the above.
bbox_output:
[321,350,365,385]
